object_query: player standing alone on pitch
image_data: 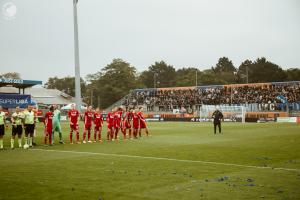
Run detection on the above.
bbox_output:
[44,106,54,146]
[52,105,64,144]
[11,106,24,149]
[83,106,94,143]
[212,108,224,134]
[93,108,103,142]
[0,106,7,150]
[68,104,80,144]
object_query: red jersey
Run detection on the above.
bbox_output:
[123,111,133,128]
[94,113,103,127]
[132,112,139,128]
[45,111,53,133]
[137,111,145,121]
[125,112,133,121]
[114,111,122,127]
[68,109,79,124]
[138,111,147,128]
[84,111,94,125]
[106,112,114,127]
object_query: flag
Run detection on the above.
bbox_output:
[276,95,287,103]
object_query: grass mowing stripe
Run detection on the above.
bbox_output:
[31,148,300,172]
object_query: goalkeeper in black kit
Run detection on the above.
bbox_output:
[212,109,223,134]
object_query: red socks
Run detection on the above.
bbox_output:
[129,129,132,138]
[114,129,119,139]
[76,131,79,142]
[83,131,86,141]
[88,130,91,141]
[69,131,73,143]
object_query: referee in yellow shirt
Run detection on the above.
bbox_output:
[23,105,36,147]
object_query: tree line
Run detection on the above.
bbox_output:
[2,57,300,108]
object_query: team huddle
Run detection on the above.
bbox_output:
[0,104,150,150]
[64,104,150,144]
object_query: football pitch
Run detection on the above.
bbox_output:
[0,122,300,200]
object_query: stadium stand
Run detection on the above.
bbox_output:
[122,81,300,113]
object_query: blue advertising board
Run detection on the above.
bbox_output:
[0,94,31,108]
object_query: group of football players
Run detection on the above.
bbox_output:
[0,103,150,150]
[48,104,150,145]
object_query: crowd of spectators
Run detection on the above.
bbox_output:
[122,82,300,112]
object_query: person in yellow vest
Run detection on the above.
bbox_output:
[11,106,25,149]
[0,106,8,150]
[32,106,39,146]
[23,105,36,148]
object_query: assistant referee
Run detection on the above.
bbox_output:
[23,105,36,147]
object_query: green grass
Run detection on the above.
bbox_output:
[0,122,300,200]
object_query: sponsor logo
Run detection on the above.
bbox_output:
[0,78,23,84]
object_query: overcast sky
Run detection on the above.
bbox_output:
[1,0,300,83]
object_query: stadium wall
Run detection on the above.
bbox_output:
[143,111,289,123]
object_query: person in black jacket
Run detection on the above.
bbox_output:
[212,109,223,134]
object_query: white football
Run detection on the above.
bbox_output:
[23,144,29,149]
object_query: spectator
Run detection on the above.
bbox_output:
[122,82,300,112]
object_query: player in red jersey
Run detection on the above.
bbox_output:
[83,106,94,143]
[122,108,133,139]
[114,107,123,140]
[44,106,54,145]
[132,109,140,139]
[106,108,115,141]
[68,104,80,144]
[93,108,103,142]
[138,107,149,137]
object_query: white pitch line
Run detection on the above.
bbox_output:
[31,149,300,172]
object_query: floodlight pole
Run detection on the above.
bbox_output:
[246,65,249,84]
[154,73,157,88]
[73,0,82,111]
[195,69,198,86]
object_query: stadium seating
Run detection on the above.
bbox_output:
[122,81,300,112]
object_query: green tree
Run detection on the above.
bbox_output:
[87,58,138,108]
[285,68,300,81]
[212,57,237,84]
[237,59,253,83]
[45,76,86,97]
[198,69,215,85]
[0,72,21,79]
[175,67,201,86]
[199,69,228,85]
[139,61,176,88]
[213,57,236,73]
[249,57,286,83]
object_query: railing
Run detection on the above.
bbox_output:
[290,110,300,117]
[120,102,300,113]
[105,92,131,111]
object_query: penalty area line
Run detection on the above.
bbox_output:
[31,149,300,172]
